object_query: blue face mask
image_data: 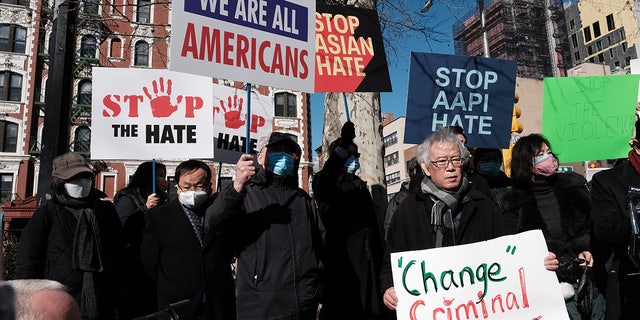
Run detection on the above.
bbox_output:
[478,162,501,177]
[344,156,360,174]
[267,152,295,176]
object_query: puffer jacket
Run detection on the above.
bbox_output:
[211,169,325,320]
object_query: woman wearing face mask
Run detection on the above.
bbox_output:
[501,134,605,320]
[113,161,168,318]
[15,153,125,319]
[472,148,512,210]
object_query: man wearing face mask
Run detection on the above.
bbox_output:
[472,148,512,210]
[207,132,325,320]
[15,153,125,319]
[312,122,384,319]
[141,159,229,320]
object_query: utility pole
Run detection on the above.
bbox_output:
[36,0,78,206]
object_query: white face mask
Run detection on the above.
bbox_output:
[64,178,92,199]
[179,190,209,209]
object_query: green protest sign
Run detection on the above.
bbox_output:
[542,75,639,163]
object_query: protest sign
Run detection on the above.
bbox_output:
[91,68,214,160]
[314,2,391,92]
[170,0,315,93]
[213,83,274,163]
[542,75,639,163]
[390,230,568,320]
[404,52,516,148]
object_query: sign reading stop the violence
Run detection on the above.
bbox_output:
[91,68,214,160]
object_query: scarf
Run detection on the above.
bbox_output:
[630,150,640,175]
[421,175,470,247]
[56,193,103,318]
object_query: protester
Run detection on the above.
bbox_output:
[446,125,491,195]
[0,279,81,320]
[207,132,324,320]
[113,161,169,318]
[472,148,512,209]
[380,127,504,311]
[141,159,234,319]
[313,122,384,319]
[383,157,421,240]
[590,118,640,320]
[15,153,124,319]
[501,133,605,319]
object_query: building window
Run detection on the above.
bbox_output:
[274,92,297,117]
[0,71,22,102]
[385,171,400,185]
[78,80,92,105]
[569,19,576,30]
[587,45,593,56]
[620,29,626,41]
[0,173,13,203]
[609,48,614,59]
[606,14,615,31]
[574,51,580,61]
[0,121,17,153]
[74,126,91,153]
[134,40,149,66]
[571,34,578,48]
[615,61,620,68]
[626,56,631,66]
[84,0,100,15]
[0,0,28,6]
[383,132,398,148]
[0,25,27,54]
[596,40,603,51]
[598,53,605,63]
[622,42,628,53]
[593,21,601,38]
[109,38,122,58]
[385,151,399,167]
[80,35,97,58]
[137,0,151,23]
[583,26,592,42]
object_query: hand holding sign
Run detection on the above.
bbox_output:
[143,77,181,118]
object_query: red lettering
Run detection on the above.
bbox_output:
[181,23,198,58]
[258,41,270,72]
[250,37,257,70]
[299,49,309,79]
[518,268,529,308]
[285,47,297,77]
[102,95,121,117]
[409,300,425,320]
[184,96,204,118]
[200,26,221,62]
[236,34,250,68]
[223,31,234,65]
[271,43,283,75]
[123,95,143,117]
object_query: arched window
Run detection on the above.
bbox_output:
[0,71,22,101]
[134,41,149,66]
[80,35,97,58]
[78,80,92,105]
[0,25,26,53]
[74,126,91,154]
[137,0,151,23]
[0,120,18,153]
[274,92,297,117]
[109,38,122,58]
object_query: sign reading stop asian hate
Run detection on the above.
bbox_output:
[404,52,516,148]
[171,0,315,93]
[542,75,639,163]
[390,230,569,320]
[91,68,214,160]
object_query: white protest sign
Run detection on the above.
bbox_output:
[170,0,315,93]
[390,230,569,320]
[91,68,214,160]
[212,83,273,163]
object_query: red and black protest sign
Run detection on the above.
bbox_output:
[315,3,391,92]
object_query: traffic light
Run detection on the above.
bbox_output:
[511,92,524,133]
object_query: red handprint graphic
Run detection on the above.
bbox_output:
[215,95,245,129]
[143,77,182,118]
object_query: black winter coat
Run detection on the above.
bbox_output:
[15,191,124,319]
[209,169,324,320]
[501,172,590,282]
[381,184,502,292]
[313,153,384,319]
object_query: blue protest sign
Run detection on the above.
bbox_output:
[404,52,517,148]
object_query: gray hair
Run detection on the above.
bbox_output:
[2,279,71,320]
[256,132,272,153]
[416,127,470,167]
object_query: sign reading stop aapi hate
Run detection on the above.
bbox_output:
[390,230,569,320]
[404,53,516,149]
[542,75,640,163]
[91,68,214,160]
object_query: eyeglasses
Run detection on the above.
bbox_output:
[177,183,209,192]
[430,157,463,169]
